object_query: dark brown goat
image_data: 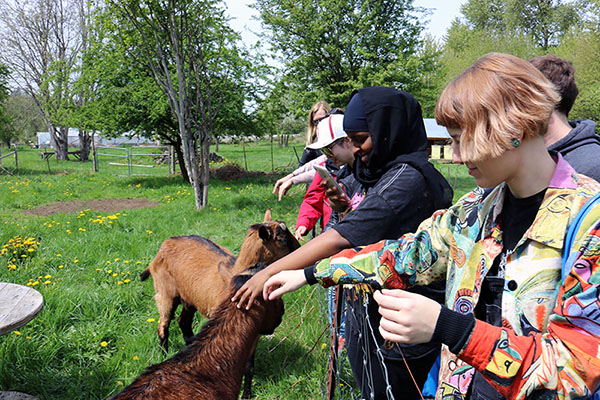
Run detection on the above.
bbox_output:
[110,263,284,400]
[140,210,299,352]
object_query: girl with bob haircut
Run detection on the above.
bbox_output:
[263,53,600,399]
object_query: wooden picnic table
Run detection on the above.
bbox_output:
[38,150,81,161]
[0,282,43,336]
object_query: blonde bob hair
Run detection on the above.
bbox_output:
[435,53,559,162]
[306,101,331,145]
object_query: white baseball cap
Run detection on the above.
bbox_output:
[307,114,347,149]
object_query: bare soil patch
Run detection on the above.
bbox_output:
[210,164,266,180]
[23,198,160,217]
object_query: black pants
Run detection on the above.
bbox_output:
[344,287,442,400]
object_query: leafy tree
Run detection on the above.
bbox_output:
[456,0,587,50]
[4,89,45,146]
[74,3,262,184]
[254,0,441,113]
[105,0,256,208]
[0,0,84,160]
[0,63,14,148]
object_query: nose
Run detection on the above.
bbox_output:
[452,143,462,164]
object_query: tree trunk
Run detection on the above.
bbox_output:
[173,144,189,183]
[78,129,92,161]
[48,124,69,160]
[214,134,219,152]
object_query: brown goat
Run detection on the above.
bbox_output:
[110,263,284,400]
[141,210,299,352]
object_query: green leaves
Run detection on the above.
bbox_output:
[254,0,438,111]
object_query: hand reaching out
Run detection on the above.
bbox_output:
[231,268,271,310]
[263,270,307,301]
[295,226,308,242]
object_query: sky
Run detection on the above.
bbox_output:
[223,0,468,47]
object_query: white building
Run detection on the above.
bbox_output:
[36,129,155,148]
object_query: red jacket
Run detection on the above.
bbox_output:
[295,162,333,234]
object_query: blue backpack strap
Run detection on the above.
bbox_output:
[561,192,600,399]
[561,193,600,281]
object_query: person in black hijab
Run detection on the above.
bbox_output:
[233,86,452,398]
[324,86,452,399]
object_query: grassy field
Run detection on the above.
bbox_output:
[0,144,474,399]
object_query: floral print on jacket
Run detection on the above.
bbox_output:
[313,155,600,399]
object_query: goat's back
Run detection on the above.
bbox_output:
[144,235,238,317]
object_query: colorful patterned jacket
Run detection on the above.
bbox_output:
[312,156,600,399]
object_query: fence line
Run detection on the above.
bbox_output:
[0,145,18,175]
[94,146,173,177]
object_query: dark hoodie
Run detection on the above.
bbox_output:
[548,119,600,182]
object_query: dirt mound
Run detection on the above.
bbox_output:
[23,198,160,217]
[210,164,266,180]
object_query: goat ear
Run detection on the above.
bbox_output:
[217,261,233,280]
[263,209,272,222]
[258,225,272,241]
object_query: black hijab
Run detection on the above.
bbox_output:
[346,86,453,209]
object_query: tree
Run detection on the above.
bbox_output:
[0,63,14,148]
[4,89,45,146]
[107,0,252,208]
[457,0,586,50]
[254,0,441,113]
[0,0,83,160]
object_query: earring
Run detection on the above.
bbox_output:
[511,138,520,148]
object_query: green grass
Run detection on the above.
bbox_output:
[0,145,474,399]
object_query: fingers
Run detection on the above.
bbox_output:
[232,283,255,310]
[378,323,408,343]
[295,226,307,241]
[263,271,307,300]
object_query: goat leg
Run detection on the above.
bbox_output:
[178,302,197,344]
[241,351,255,400]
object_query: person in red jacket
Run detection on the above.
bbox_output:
[294,113,355,241]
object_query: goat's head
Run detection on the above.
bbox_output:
[238,210,300,266]
[233,263,284,334]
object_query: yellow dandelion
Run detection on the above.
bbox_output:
[44,275,51,279]
[107,269,112,274]
[58,265,64,269]
[44,280,51,285]
[112,273,118,277]
[117,381,123,386]
[114,258,119,261]
[13,331,21,336]
[79,228,86,231]
[74,259,79,263]
[100,341,108,347]
[117,281,123,285]
[147,318,156,323]
[124,279,130,283]
[133,356,139,361]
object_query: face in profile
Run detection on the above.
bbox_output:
[448,127,520,189]
[312,108,328,125]
[323,138,354,166]
[346,131,372,164]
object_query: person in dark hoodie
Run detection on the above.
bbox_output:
[233,86,453,398]
[530,55,600,182]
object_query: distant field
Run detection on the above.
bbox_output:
[0,144,473,399]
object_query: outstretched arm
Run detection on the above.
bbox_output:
[231,228,351,310]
